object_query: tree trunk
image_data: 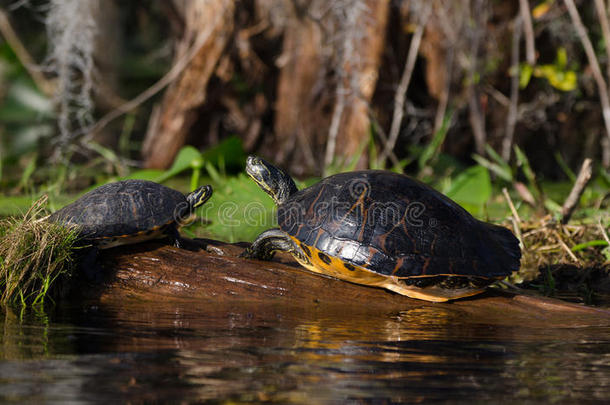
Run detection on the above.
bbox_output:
[332,0,389,170]
[142,0,235,169]
[272,0,389,174]
[271,10,325,173]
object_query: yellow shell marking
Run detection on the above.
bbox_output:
[289,236,487,302]
[94,220,175,249]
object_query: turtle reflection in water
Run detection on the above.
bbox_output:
[241,156,521,302]
[49,180,212,249]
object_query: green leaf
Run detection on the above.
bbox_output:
[205,161,222,184]
[445,165,491,215]
[18,153,37,190]
[472,153,512,182]
[571,240,609,252]
[157,146,203,183]
[531,48,578,92]
[514,145,541,200]
[200,136,246,168]
[485,144,510,169]
[87,142,120,165]
[547,70,577,91]
[519,63,533,88]
[195,173,277,243]
[532,0,553,18]
[324,135,371,176]
[557,47,567,69]
[418,111,451,170]
[0,196,36,216]
[124,169,165,182]
[543,197,562,213]
[553,151,576,182]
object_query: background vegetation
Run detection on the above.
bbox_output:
[0,1,608,304]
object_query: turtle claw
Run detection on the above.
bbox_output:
[173,237,204,252]
[168,226,188,250]
[239,249,252,259]
[240,247,275,261]
[206,245,225,256]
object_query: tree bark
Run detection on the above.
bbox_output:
[272,0,389,174]
[272,11,324,172]
[142,0,235,169]
[89,240,610,328]
[331,0,389,170]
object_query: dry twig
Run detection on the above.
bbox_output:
[502,187,522,224]
[502,16,522,161]
[514,181,537,207]
[561,158,593,224]
[466,0,488,155]
[594,0,610,84]
[325,86,347,171]
[369,113,401,168]
[83,12,220,141]
[0,8,54,96]
[432,48,454,138]
[553,230,580,263]
[564,0,610,145]
[518,0,536,65]
[599,219,610,245]
[377,3,431,167]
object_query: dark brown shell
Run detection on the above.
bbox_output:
[277,171,521,279]
[49,180,188,240]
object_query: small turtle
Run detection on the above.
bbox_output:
[49,180,212,249]
[241,156,521,302]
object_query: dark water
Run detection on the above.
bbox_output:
[1,301,610,404]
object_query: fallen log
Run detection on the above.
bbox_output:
[89,239,610,328]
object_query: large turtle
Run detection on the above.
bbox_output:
[49,180,212,249]
[241,156,521,302]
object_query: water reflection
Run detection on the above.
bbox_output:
[1,301,609,403]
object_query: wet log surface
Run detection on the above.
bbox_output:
[90,239,610,328]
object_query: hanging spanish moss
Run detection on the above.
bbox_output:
[45,0,97,157]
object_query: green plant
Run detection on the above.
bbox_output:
[124,136,246,189]
[472,144,513,182]
[0,196,79,307]
[324,136,370,177]
[198,171,276,243]
[418,111,452,170]
[519,48,577,91]
[570,240,609,252]
[444,165,492,216]
[536,267,556,296]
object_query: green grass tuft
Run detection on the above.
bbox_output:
[0,196,79,307]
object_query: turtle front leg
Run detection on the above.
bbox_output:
[240,228,308,263]
[166,225,185,249]
[167,224,207,251]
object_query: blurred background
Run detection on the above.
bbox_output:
[0,0,608,243]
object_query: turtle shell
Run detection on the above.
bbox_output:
[49,180,189,242]
[277,171,521,281]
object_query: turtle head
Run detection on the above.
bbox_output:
[246,155,298,205]
[186,185,213,212]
